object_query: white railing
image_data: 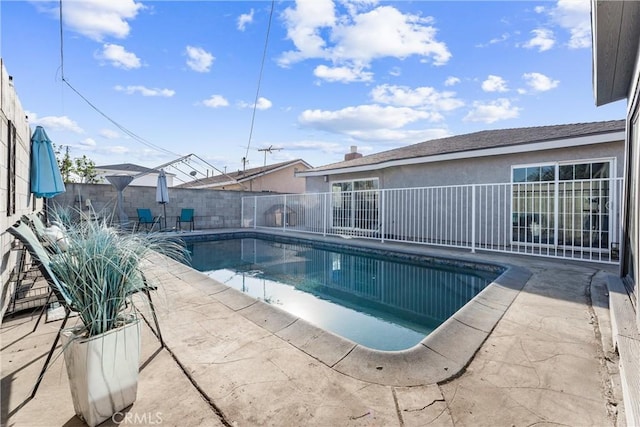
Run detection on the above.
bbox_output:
[241,178,623,264]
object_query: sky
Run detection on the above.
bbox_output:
[0,0,627,185]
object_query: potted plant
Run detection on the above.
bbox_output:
[49,215,186,426]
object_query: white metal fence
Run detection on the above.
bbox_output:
[242,178,623,264]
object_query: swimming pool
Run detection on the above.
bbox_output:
[187,236,501,351]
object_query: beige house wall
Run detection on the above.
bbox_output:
[0,59,43,319]
[213,164,307,193]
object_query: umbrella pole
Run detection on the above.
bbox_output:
[162,203,167,230]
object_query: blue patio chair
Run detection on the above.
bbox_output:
[136,208,160,232]
[7,220,165,398]
[176,208,195,231]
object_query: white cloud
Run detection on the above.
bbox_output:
[330,6,451,65]
[279,1,451,81]
[114,85,175,97]
[347,128,449,143]
[370,84,464,112]
[522,72,559,92]
[96,44,141,69]
[481,75,509,93]
[106,146,130,154]
[299,104,435,141]
[185,46,214,72]
[202,95,230,108]
[29,114,84,133]
[523,28,555,52]
[100,129,120,139]
[464,98,520,124]
[548,0,591,49]
[41,0,144,42]
[238,97,273,110]
[278,0,336,66]
[286,140,346,155]
[389,67,401,77]
[313,65,373,83]
[237,9,254,31]
[79,138,97,147]
[444,76,460,86]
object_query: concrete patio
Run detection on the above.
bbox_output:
[1,238,624,426]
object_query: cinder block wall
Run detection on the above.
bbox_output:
[51,183,268,230]
[1,59,43,320]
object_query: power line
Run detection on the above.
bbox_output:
[57,0,181,158]
[243,0,275,162]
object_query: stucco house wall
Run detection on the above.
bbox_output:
[305,140,624,192]
[0,59,43,319]
[243,164,307,193]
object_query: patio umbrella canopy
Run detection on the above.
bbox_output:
[30,126,66,198]
[106,175,134,226]
[156,169,169,229]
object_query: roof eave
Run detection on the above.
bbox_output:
[592,0,640,106]
[298,130,625,177]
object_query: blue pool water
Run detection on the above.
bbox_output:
[187,237,499,351]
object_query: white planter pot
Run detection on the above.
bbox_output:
[61,319,141,427]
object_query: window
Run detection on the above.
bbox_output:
[331,179,379,230]
[6,120,17,216]
[512,159,613,249]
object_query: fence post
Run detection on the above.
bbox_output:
[283,194,287,231]
[380,190,385,243]
[323,193,327,236]
[253,196,257,229]
[471,184,476,253]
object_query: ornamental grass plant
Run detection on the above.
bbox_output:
[49,212,187,337]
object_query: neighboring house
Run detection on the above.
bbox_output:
[592,2,640,426]
[0,59,44,318]
[177,159,311,193]
[95,163,175,187]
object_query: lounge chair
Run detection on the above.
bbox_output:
[176,208,195,231]
[7,220,164,398]
[136,208,160,232]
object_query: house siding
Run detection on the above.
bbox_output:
[305,141,624,192]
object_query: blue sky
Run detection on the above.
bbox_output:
[1,0,626,184]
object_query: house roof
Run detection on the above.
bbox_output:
[176,159,312,189]
[592,1,640,106]
[300,120,626,176]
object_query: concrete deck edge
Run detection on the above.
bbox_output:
[606,274,640,426]
[168,231,532,386]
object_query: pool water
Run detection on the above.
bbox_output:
[188,237,497,351]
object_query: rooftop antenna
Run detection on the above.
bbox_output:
[258,145,282,167]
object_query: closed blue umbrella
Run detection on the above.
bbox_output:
[30,126,65,198]
[156,169,169,229]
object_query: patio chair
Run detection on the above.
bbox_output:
[176,208,195,231]
[136,208,161,232]
[7,220,165,398]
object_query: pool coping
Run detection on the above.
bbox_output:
[178,229,532,386]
